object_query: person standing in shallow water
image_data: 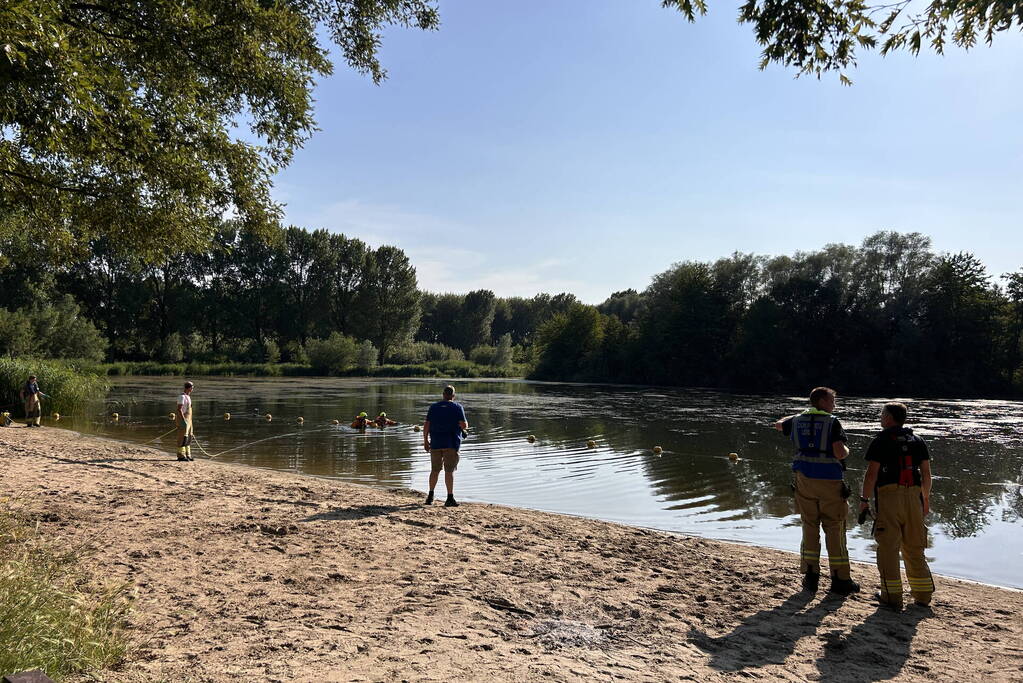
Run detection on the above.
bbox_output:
[20,374,45,428]
[176,381,194,462]
[774,387,859,596]
[423,385,468,507]
[859,402,935,610]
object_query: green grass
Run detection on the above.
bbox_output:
[0,504,132,680]
[0,358,109,417]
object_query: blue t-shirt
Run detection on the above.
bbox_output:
[426,400,467,451]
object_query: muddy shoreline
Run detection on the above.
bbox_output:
[2,425,1021,682]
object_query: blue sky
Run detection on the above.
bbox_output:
[273,1,1023,303]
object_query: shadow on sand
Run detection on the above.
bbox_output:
[689,590,846,671]
[299,503,421,522]
[815,604,931,681]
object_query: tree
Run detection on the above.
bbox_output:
[1,1,440,260]
[417,292,462,346]
[306,332,357,375]
[663,0,1023,83]
[454,290,497,353]
[323,233,370,338]
[596,289,644,324]
[532,304,606,381]
[493,333,514,367]
[636,261,731,386]
[281,226,330,345]
[0,308,32,357]
[356,340,379,370]
[28,295,108,361]
[919,253,1002,392]
[350,245,420,358]
[229,225,288,356]
[1003,269,1023,389]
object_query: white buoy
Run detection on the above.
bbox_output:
[652,446,663,454]
[728,452,739,461]
[224,413,231,420]
[112,412,119,420]
[169,412,176,421]
[265,413,272,421]
[52,413,60,420]
[413,425,421,432]
[297,416,304,424]
[527,434,536,443]
[586,440,597,449]
[332,419,340,425]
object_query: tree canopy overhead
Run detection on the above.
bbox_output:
[1,0,439,259]
[664,0,1023,83]
[2,0,1020,259]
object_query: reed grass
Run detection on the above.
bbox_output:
[0,358,109,417]
[0,504,132,680]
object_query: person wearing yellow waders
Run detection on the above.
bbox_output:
[19,374,45,427]
[775,387,859,595]
[859,402,934,610]
[176,381,195,462]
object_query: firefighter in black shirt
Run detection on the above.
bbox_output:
[859,402,935,609]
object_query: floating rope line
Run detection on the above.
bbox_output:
[143,426,179,445]
[191,425,339,460]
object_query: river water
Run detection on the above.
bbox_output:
[57,377,1023,589]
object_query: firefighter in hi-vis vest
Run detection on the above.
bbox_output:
[775,387,860,595]
[859,401,935,610]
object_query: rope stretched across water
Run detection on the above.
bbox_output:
[144,426,178,444]
[190,425,340,460]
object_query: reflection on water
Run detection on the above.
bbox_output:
[59,377,1023,588]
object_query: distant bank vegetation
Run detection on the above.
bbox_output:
[536,232,1023,397]
[1,226,1020,396]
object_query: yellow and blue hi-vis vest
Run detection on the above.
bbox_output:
[790,409,845,480]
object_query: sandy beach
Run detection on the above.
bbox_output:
[1,424,1021,682]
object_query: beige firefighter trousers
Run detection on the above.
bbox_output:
[794,473,852,580]
[874,483,934,606]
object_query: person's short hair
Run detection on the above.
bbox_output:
[184,381,194,390]
[809,386,836,408]
[883,402,908,425]
[28,375,36,380]
[442,385,455,398]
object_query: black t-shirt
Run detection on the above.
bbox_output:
[864,426,930,487]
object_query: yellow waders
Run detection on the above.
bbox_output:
[874,483,934,607]
[24,394,41,426]
[794,473,851,579]
[177,414,193,459]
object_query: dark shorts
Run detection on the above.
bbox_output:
[430,448,459,473]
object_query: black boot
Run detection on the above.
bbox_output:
[802,570,820,592]
[424,490,434,505]
[444,495,459,507]
[830,574,860,596]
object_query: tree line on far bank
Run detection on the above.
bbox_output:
[0,221,575,374]
[1,226,1021,396]
[537,232,1023,397]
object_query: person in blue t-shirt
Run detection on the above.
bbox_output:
[20,374,47,428]
[423,385,468,507]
